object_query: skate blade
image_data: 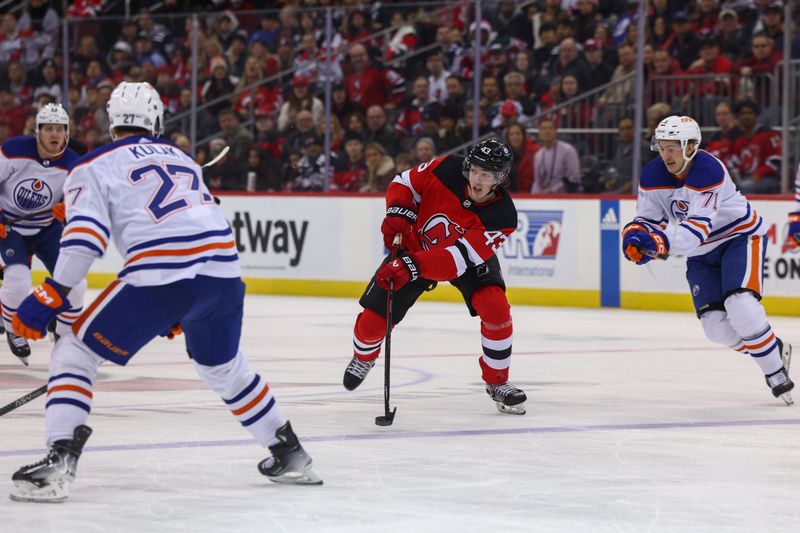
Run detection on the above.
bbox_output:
[495,401,526,415]
[780,392,794,406]
[782,343,792,373]
[16,355,29,366]
[267,466,323,485]
[9,482,68,503]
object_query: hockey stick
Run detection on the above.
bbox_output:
[637,246,668,261]
[375,234,401,427]
[0,384,47,417]
[202,145,230,168]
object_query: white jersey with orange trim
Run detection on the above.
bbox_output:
[794,162,800,206]
[634,149,765,257]
[0,136,79,236]
[53,134,239,287]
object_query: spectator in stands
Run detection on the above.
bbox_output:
[717,9,749,62]
[434,24,465,73]
[330,82,361,126]
[647,16,672,49]
[32,58,61,104]
[246,147,277,191]
[665,11,700,70]
[573,0,601,43]
[360,142,395,193]
[492,99,520,131]
[602,116,650,194]
[705,100,742,171]
[438,106,461,151]
[504,123,538,193]
[759,2,784,49]
[218,107,254,164]
[557,74,592,129]
[731,99,781,194]
[598,43,636,126]
[508,3,536,47]
[234,56,278,122]
[0,85,26,136]
[19,0,60,37]
[170,133,191,155]
[136,9,172,56]
[501,71,536,126]
[345,43,404,109]
[683,34,734,125]
[647,48,684,110]
[593,22,618,68]
[278,74,322,132]
[155,67,180,115]
[202,55,237,115]
[645,102,672,144]
[486,44,513,82]
[396,76,433,142]
[73,34,104,73]
[413,137,436,166]
[426,50,450,103]
[288,133,328,192]
[480,75,502,115]
[511,50,542,99]
[247,33,281,79]
[456,103,491,145]
[344,111,368,144]
[443,75,466,118]
[384,10,418,63]
[283,109,317,162]
[692,0,720,33]
[584,38,613,91]
[737,32,782,115]
[226,31,248,78]
[134,33,167,69]
[253,103,285,162]
[8,61,33,109]
[332,132,367,192]
[547,38,592,94]
[533,117,581,193]
[532,22,557,74]
[108,41,134,85]
[364,105,397,157]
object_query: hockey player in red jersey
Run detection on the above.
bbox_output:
[342,138,527,415]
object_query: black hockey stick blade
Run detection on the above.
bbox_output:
[0,384,47,417]
[375,406,397,426]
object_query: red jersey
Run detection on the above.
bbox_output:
[387,154,517,281]
[704,127,741,170]
[731,126,781,180]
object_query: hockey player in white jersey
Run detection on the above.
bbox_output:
[622,115,793,405]
[788,164,800,249]
[0,103,85,364]
[8,82,321,503]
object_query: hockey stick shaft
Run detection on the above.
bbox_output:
[0,384,47,417]
[377,233,403,425]
[639,246,668,261]
[202,145,230,168]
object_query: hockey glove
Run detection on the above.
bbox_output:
[12,278,71,340]
[622,223,669,265]
[0,209,7,239]
[161,324,183,340]
[376,252,420,290]
[381,200,417,250]
[51,202,66,222]
[789,212,800,246]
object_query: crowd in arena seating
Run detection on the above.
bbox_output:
[0,0,795,194]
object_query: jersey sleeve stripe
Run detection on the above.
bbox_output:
[685,219,711,237]
[63,227,108,249]
[61,240,105,256]
[390,169,421,204]
[446,245,468,278]
[126,227,232,253]
[679,223,706,242]
[124,240,236,266]
[684,179,723,192]
[118,254,239,278]
[456,237,485,265]
[69,216,110,238]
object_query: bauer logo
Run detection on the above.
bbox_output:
[14,179,52,211]
[501,210,563,260]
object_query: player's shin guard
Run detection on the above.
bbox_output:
[725,292,783,375]
[193,353,285,447]
[699,310,747,354]
[473,286,513,385]
[2,264,32,362]
[45,336,103,446]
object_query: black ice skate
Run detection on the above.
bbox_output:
[342,356,376,391]
[10,425,93,503]
[7,331,31,366]
[767,339,793,406]
[258,421,322,485]
[486,382,527,415]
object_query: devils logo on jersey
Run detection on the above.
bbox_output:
[670,199,689,222]
[738,145,760,175]
[419,213,466,251]
[14,178,52,211]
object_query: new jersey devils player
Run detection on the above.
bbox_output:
[342,138,527,415]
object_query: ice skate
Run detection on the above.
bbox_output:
[342,356,376,391]
[7,331,30,366]
[767,339,793,406]
[9,425,92,503]
[258,421,322,485]
[486,382,527,415]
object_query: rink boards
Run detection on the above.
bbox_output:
[33,194,800,316]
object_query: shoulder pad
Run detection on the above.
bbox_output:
[684,151,725,191]
[1,136,38,159]
[639,158,679,190]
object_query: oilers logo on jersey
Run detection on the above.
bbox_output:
[670,200,689,222]
[14,178,52,211]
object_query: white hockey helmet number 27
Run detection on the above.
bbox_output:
[107,82,164,139]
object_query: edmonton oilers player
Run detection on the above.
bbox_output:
[622,115,793,405]
[0,103,84,364]
[788,164,800,249]
[9,82,321,503]
[342,138,527,415]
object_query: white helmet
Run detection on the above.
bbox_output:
[652,115,702,174]
[35,103,69,156]
[107,82,164,139]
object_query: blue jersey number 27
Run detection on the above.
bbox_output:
[129,163,213,222]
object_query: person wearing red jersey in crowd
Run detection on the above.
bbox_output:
[504,123,538,193]
[729,100,781,194]
[344,43,405,110]
[683,35,734,124]
[704,100,741,171]
[331,132,367,192]
[736,32,782,112]
[341,139,527,415]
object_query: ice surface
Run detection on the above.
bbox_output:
[1,294,799,532]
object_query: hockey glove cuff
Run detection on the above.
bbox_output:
[381,199,417,250]
[13,278,71,340]
[52,202,66,223]
[376,252,420,290]
[789,212,800,246]
[161,324,183,340]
